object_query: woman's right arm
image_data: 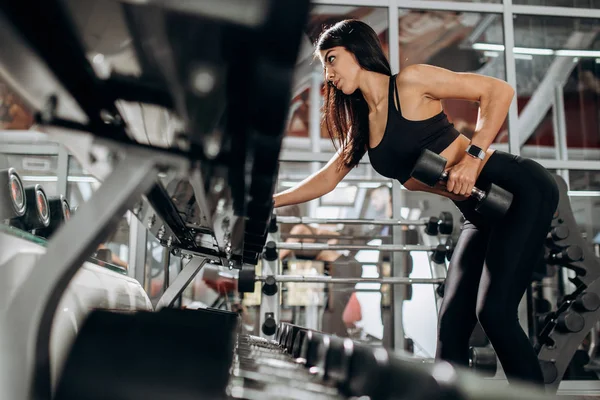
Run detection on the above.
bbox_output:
[273,150,352,208]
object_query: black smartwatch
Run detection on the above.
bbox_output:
[466,144,485,160]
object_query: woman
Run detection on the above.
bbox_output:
[273,19,559,386]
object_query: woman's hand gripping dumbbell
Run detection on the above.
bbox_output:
[410,149,513,218]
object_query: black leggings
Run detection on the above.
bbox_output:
[435,150,559,386]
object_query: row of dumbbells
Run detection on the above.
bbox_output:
[1,167,70,237]
[534,175,600,386]
[229,322,507,400]
[536,191,600,344]
[53,307,549,400]
[229,333,342,399]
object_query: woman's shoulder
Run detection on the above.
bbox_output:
[396,64,436,86]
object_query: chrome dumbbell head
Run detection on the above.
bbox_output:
[37,196,72,239]
[21,184,51,231]
[0,168,27,220]
[230,332,341,400]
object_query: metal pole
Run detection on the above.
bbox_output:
[308,68,322,218]
[56,146,69,198]
[392,181,407,352]
[128,215,148,284]
[282,234,393,240]
[503,0,520,156]
[276,216,430,226]
[256,276,446,285]
[554,84,571,190]
[156,256,210,310]
[388,0,399,75]
[276,242,441,252]
[162,246,171,293]
[328,260,393,267]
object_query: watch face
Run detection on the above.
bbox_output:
[467,145,483,158]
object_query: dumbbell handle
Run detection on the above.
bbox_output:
[439,171,486,201]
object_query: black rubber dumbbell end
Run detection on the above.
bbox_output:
[436,281,445,298]
[474,183,513,219]
[410,149,447,187]
[547,225,569,242]
[262,313,277,336]
[262,275,278,296]
[548,245,584,265]
[445,238,455,262]
[424,217,439,236]
[540,360,558,384]
[469,346,497,377]
[238,265,256,293]
[431,244,447,264]
[556,311,585,333]
[575,292,600,312]
[438,212,453,235]
[263,241,278,261]
[268,212,278,233]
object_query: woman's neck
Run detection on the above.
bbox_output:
[358,71,390,113]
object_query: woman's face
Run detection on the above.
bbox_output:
[319,46,362,95]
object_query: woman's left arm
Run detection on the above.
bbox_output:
[402,64,515,196]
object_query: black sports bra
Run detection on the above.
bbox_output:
[367,74,460,185]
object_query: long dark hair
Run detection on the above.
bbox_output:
[315,19,391,169]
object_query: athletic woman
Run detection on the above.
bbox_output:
[273,19,558,386]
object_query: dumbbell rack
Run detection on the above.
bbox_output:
[230,334,343,399]
[258,220,281,339]
[536,174,600,390]
[0,1,311,399]
[231,321,549,400]
[245,213,458,343]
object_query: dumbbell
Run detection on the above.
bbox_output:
[0,168,26,221]
[573,292,600,312]
[411,149,513,218]
[547,245,584,265]
[547,226,569,243]
[342,343,463,400]
[555,311,585,333]
[323,336,354,388]
[15,185,51,231]
[431,243,453,264]
[344,342,391,399]
[238,265,256,293]
[424,212,454,236]
[299,330,329,372]
[276,322,308,356]
[445,238,455,261]
[262,312,277,336]
[435,281,445,298]
[468,346,497,377]
[36,195,71,239]
[231,334,341,399]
